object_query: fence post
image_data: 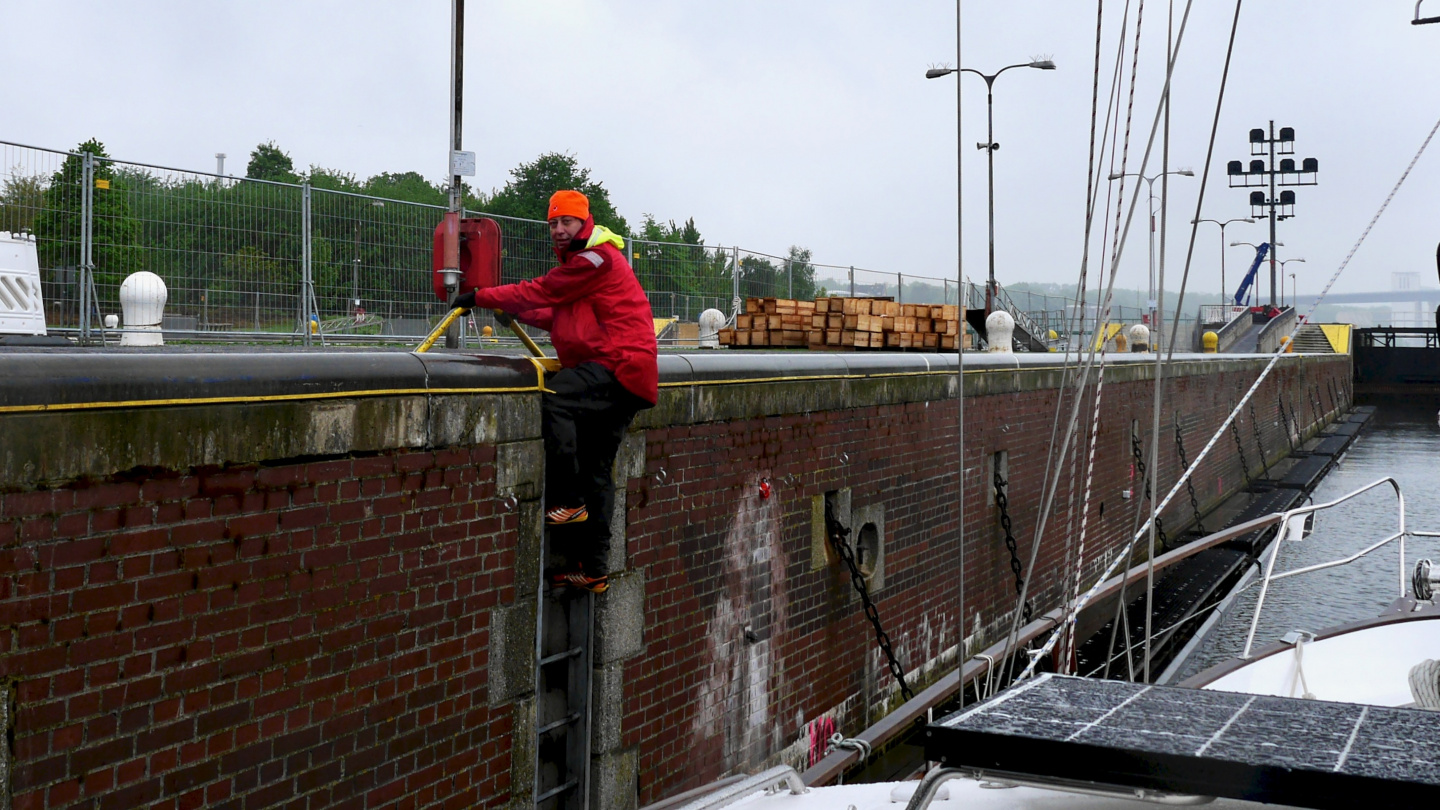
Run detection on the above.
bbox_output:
[79,151,93,342]
[731,246,740,317]
[849,266,854,298]
[301,183,313,346]
[897,272,903,305]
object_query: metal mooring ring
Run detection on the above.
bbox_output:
[653,467,669,485]
[501,495,518,512]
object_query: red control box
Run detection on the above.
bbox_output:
[432,217,502,301]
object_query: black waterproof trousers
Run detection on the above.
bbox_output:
[543,362,646,576]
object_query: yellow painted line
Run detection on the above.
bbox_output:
[658,369,967,388]
[0,385,542,415]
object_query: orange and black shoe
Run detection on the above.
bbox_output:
[545,505,589,525]
[553,570,609,594]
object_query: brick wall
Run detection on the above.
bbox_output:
[0,351,1351,809]
[615,356,1351,803]
[0,446,531,809]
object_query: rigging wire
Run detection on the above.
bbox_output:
[1025,105,1440,683]
[1143,0,1178,685]
[1005,0,1163,685]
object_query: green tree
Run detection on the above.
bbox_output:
[0,173,44,233]
[246,141,300,183]
[482,152,629,235]
[31,139,141,297]
[784,246,818,300]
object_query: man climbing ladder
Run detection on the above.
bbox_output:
[454,190,657,593]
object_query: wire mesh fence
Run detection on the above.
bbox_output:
[2,138,1176,348]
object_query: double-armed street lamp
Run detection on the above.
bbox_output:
[1107,169,1193,335]
[1193,217,1254,305]
[927,59,1055,314]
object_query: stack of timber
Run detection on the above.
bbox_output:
[718,297,968,351]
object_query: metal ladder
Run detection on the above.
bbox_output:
[533,557,594,808]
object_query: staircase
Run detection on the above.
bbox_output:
[1290,324,1335,353]
[963,283,1050,352]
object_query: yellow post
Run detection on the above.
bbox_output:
[1202,331,1218,353]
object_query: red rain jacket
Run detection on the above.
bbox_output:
[472,217,658,405]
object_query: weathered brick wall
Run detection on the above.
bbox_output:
[614,356,1352,803]
[0,351,1352,809]
[1,446,529,809]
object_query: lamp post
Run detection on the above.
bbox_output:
[1278,258,1306,308]
[1108,169,1194,335]
[1192,217,1254,306]
[927,58,1055,315]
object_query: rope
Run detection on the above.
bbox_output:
[1409,659,1440,710]
[1004,0,1149,686]
[827,733,872,763]
[1024,104,1440,683]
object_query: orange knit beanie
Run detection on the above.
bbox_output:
[547,190,590,221]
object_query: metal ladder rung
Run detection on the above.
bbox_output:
[535,779,579,803]
[539,646,584,666]
[538,711,583,735]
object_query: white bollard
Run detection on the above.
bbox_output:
[119,271,167,346]
[103,314,118,329]
[1128,323,1151,352]
[985,310,1015,354]
[698,308,726,348]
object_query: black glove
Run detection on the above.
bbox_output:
[452,289,476,311]
[493,310,514,327]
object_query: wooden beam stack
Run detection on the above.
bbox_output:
[718,297,968,351]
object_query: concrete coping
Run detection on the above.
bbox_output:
[0,349,1318,412]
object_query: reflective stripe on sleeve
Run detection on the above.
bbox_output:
[577,251,604,267]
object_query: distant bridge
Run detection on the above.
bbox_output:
[1292,289,1440,307]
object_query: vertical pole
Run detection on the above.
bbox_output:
[301,183,313,346]
[985,82,996,315]
[254,291,260,332]
[1268,120,1278,307]
[787,258,793,299]
[897,272,903,304]
[444,0,465,349]
[954,0,967,705]
[848,265,855,298]
[1219,224,1227,307]
[731,246,740,317]
[79,152,92,341]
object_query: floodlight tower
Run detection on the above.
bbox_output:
[1226,123,1318,307]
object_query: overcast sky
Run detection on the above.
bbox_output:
[4,1,1438,298]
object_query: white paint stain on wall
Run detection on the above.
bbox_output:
[692,479,789,771]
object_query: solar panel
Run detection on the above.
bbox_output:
[924,674,1440,808]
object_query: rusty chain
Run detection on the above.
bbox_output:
[824,499,913,702]
[993,468,1034,623]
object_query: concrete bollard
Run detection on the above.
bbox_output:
[1128,323,1150,353]
[119,271,167,346]
[1202,331,1218,353]
[985,310,1015,353]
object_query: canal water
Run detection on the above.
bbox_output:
[1177,397,1440,678]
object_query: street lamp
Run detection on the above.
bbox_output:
[927,58,1055,314]
[1193,217,1254,306]
[1107,169,1194,335]
[1278,258,1306,307]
